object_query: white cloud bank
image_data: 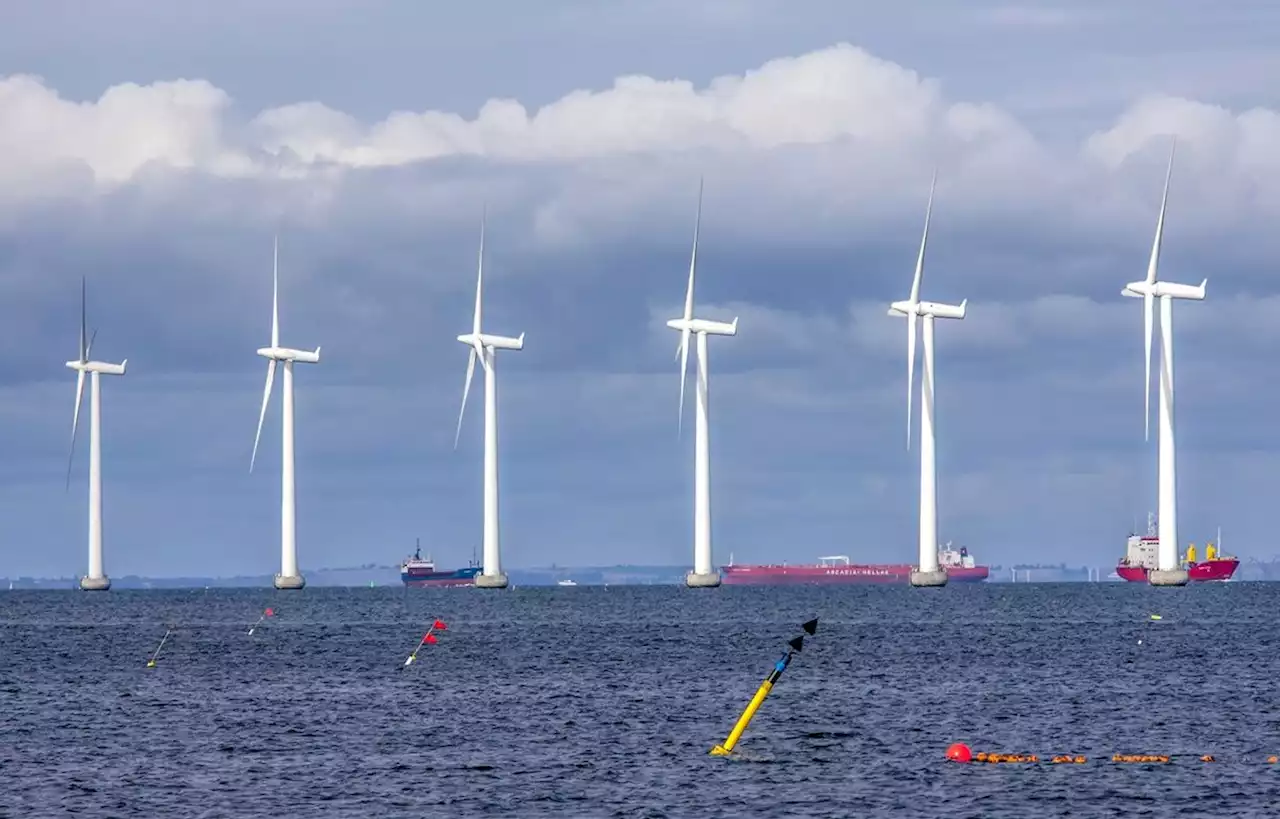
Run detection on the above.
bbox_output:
[2,42,1278,211]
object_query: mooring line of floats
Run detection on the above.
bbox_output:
[947,745,1280,764]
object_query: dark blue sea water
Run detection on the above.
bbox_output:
[2,583,1278,818]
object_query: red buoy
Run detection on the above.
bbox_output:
[946,742,972,763]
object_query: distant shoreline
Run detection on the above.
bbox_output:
[7,559,1280,588]
[0,564,694,589]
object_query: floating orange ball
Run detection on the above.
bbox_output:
[946,743,972,763]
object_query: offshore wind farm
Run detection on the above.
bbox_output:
[7,10,1280,818]
[0,31,1269,595]
[34,147,1246,591]
[40,146,1241,592]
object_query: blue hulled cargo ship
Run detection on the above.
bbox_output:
[400,540,481,588]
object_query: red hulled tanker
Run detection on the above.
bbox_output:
[721,544,990,585]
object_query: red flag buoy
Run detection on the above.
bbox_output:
[946,743,972,763]
[433,619,447,630]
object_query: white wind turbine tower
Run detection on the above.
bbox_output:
[666,179,738,589]
[454,210,525,590]
[888,173,967,588]
[66,277,127,592]
[250,237,321,591]
[1121,138,1206,587]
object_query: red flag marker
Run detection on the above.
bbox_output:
[248,607,275,635]
[403,618,447,667]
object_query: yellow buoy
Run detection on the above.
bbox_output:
[710,619,818,756]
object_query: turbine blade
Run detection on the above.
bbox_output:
[676,178,701,439]
[473,206,486,336]
[1146,139,1174,286]
[66,369,86,491]
[79,276,87,363]
[677,327,690,438]
[271,235,280,349]
[250,360,277,473]
[86,328,98,361]
[1143,292,1153,442]
[454,347,477,450]
[910,171,936,304]
[906,311,917,450]
[683,179,702,322]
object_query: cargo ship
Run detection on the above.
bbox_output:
[1115,516,1238,582]
[400,539,482,588]
[720,543,990,585]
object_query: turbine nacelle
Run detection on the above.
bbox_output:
[1121,279,1207,301]
[666,317,738,337]
[65,359,127,376]
[457,332,525,352]
[888,299,967,320]
[256,346,321,363]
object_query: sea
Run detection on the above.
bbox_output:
[1,583,1277,818]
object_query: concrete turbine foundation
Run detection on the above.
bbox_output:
[1148,568,1189,587]
[910,569,948,587]
[685,571,722,588]
[273,574,306,590]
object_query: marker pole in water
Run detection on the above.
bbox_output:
[1138,613,1162,646]
[710,618,818,756]
[146,627,174,668]
[403,619,448,667]
[248,607,275,635]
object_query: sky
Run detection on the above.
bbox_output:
[2,0,1280,577]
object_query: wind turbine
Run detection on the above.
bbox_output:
[66,277,127,591]
[666,179,738,589]
[250,236,321,591]
[453,209,524,590]
[888,172,967,588]
[1121,137,1206,587]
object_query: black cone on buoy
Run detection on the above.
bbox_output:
[802,618,818,635]
[788,636,804,653]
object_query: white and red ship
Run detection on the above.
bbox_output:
[1115,515,1238,582]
